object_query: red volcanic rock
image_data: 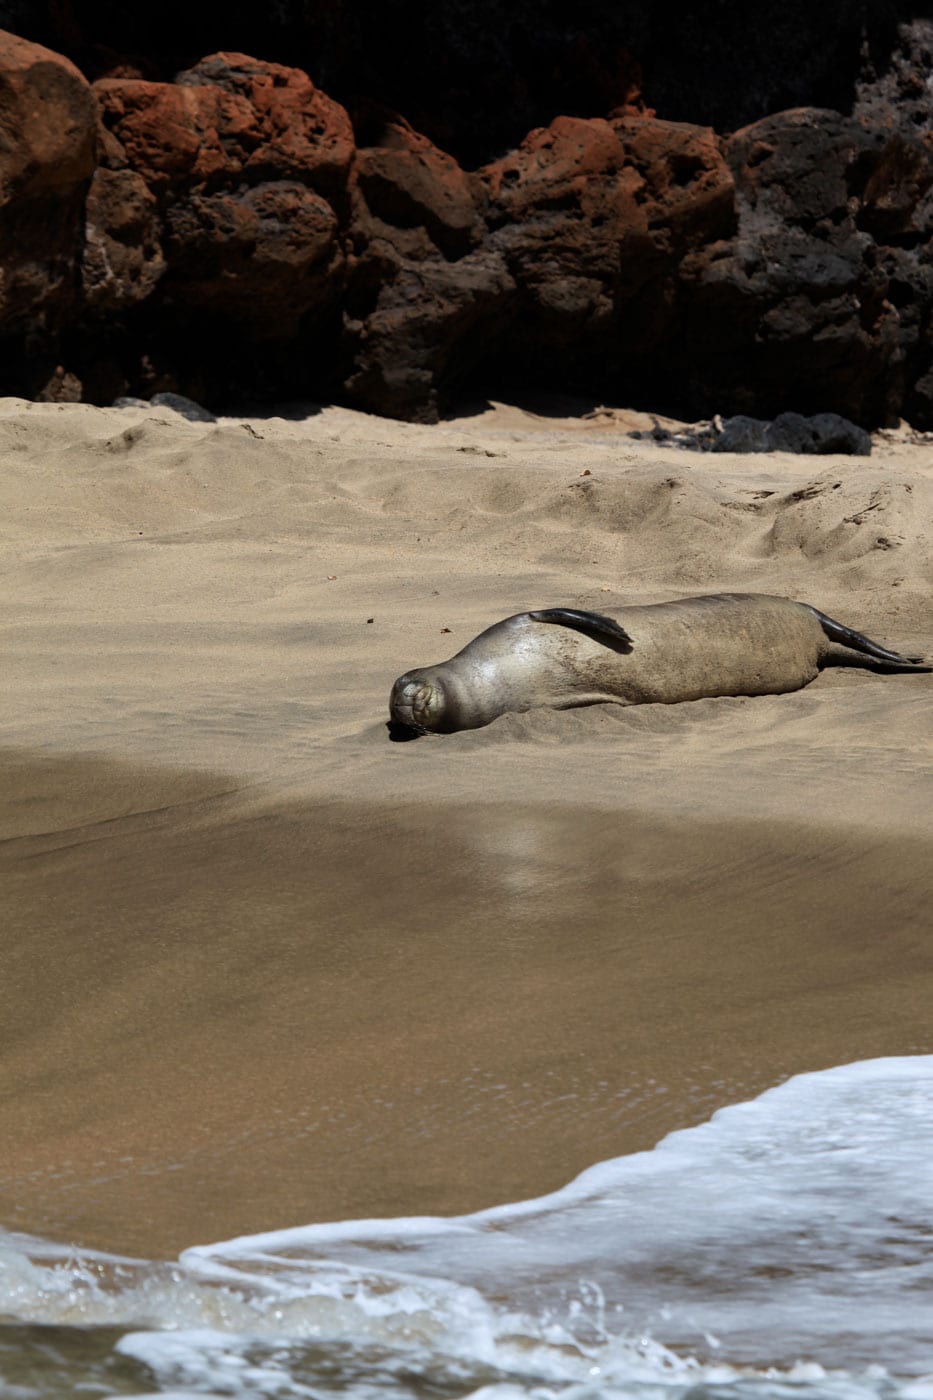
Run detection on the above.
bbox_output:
[354,116,480,258]
[483,114,733,271]
[0,31,95,199]
[484,115,624,197]
[483,115,638,265]
[343,116,506,420]
[178,53,354,195]
[83,167,165,309]
[94,53,354,199]
[478,116,634,347]
[0,30,95,327]
[473,113,734,375]
[88,53,352,343]
[611,114,736,246]
[341,112,735,420]
[93,78,232,190]
[3,25,933,427]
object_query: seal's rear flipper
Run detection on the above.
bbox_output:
[529,608,634,653]
[812,608,932,671]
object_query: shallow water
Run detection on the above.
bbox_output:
[2,1058,933,1398]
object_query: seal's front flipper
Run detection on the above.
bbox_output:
[812,608,932,670]
[529,608,634,653]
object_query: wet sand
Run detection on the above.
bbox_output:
[0,398,931,1258]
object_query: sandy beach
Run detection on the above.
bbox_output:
[1,396,931,1259]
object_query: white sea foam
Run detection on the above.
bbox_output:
[1,1056,932,1398]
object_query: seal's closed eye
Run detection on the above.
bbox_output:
[528,608,634,653]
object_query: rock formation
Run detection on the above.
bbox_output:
[0,15,931,426]
[0,33,96,396]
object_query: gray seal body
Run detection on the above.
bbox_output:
[389,593,929,735]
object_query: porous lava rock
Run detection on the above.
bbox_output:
[91,53,351,333]
[61,50,357,400]
[0,31,95,391]
[352,113,480,260]
[95,52,354,196]
[1,19,933,427]
[474,115,735,397]
[82,167,165,310]
[341,80,933,424]
[344,112,738,421]
[341,113,512,421]
[677,107,933,426]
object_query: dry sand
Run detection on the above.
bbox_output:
[0,397,931,1258]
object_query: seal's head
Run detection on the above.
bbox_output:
[389,669,450,736]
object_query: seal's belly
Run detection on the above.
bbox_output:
[552,599,823,707]
[610,634,820,703]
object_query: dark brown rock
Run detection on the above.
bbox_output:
[471,114,734,394]
[80,52,353,392]
[343,249,516,423]
[161,179,340,333]
[0,30,95,334]
[338,117,503,420]
[675,108,933,426]
[83,167,165,309]
[2,19,933,427]
[354,115,480,259]
[342,113,736,420]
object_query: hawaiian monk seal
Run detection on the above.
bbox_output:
[389,593,930,735]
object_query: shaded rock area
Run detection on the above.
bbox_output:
[6,0,913,168]
[0,32,95,390]
[0,15,932,426]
